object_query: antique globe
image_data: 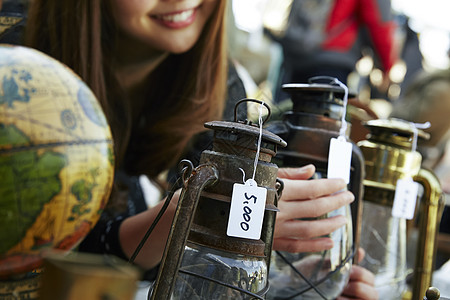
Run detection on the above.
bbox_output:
[0,45,114,285]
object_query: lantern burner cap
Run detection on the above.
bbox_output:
[282,83,357,100]
[204,121,287,148]
[363,118,430,140]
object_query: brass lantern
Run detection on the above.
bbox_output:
[357,118,444,300]
[150,99,287,299]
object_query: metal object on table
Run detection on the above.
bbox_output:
[266,79,365,299]
[39,252,141,300]
[423,286,450,300]
[357,118,444,300]
[150,99,286,299]
[0,273,41,300]
[425,287,441,300]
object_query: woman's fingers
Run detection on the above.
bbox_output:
[338,265,379,300]
[273,237,334,253]
[349,265,376,286]
[356,247,366,264]
[281,177,348,201]
[277,190,354,220]
[274,215,348,239]
[273,215,348,252]
[278,164,315,180]
[338,281,379,300]
[274,165,355,256]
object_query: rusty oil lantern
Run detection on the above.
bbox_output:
[266,78,365,299]
[150,99,287,299]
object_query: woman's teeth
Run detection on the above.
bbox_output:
[158,9,194,22]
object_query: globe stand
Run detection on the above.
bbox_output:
[0,272,41,300]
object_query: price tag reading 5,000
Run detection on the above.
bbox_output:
[227,179,267,240]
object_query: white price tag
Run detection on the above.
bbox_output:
[227,179,267,240]
[392,177,419,219]
[327,137,352,184]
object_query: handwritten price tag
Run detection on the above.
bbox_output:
[392,177,419,219]
[327,137,352,184]
[227,179,267,240]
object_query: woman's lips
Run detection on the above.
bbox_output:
[152,8,197,29]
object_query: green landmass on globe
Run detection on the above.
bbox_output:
[0,44,115,277]
[0,125,66,253]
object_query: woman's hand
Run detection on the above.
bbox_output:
[338,248,379,300]
[273,164,354,253]
[119,189,181,269]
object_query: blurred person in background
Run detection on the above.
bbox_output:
[265,0,398,103]
[368,14,424,102]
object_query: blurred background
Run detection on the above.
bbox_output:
[227,0,450,296]
[228,0,449,104]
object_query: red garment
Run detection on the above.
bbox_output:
[322,0,396,72]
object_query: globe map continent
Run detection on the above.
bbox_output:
[0,45,114,277]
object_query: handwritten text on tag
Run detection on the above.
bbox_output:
[227,179,267,240]
[392,178,419,220]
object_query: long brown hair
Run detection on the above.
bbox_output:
[25,0,228,179]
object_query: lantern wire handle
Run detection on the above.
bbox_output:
[177,269,265,299]
[276,248,356,299]
[128,161,189,264]
[234,98,271,125]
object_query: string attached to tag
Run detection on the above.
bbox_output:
[239,167,246,184]
[239,102,265,186]
[252,101,265,182]
[227,101,267,240]
[410,121,431,153]
[331,78,349,139]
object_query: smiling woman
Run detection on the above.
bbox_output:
[15,1,378,299]
[23,0,228,271]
